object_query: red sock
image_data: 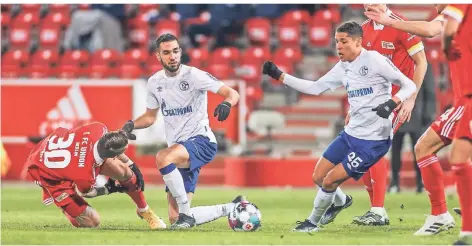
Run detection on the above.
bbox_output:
[370,158,388,207]
[418,154,447,215]
[126,191,148,209]
[362,169,374,205]
[453,163,472,232]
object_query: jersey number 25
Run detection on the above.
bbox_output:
[44,133,75,169]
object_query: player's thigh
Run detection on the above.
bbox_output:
[156,144,190,168]
[323,164,352,191]
[414,127,447,159]
[167,192,194,224]
[312,157,337,186]
[449,101,472,164]
[315,133,350,186]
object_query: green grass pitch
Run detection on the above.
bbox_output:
[1,184,462,244]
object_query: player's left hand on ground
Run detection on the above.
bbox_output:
[214,101,232,121]
[397,97,416,123]
[129,163,145,191]
[121,120,136,140]
[372,99,398,119]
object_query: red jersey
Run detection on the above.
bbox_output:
[362,9,424,95]
[442,4,472,97]
[26,122,107,193]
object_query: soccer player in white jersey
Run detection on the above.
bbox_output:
[263,21,417,232]
[120,34,241,229]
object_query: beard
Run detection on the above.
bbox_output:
[161,60,181,73]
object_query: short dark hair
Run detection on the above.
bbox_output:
[97,131,128,159]
[155,33,178,49]
[336,21,363,38]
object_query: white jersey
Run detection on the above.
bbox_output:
[146,64,224,146]
[283,48,416,140]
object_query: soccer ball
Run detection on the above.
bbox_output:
[228,201,262,232]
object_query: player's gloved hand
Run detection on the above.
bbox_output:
[129,163,145,191]
[372,99,398,119]
[121,120,136,140]
[262,61,283,81]
[104,178,127,194]
[214,101,232,121]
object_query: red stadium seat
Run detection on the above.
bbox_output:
[11,12,40,28]
[43,12,70,29]
[9,27,30,49]
[123,49,149,65]
[1,50,29,78]
[207,63,233,80]
[49,4,70,14]
[120,63,144,79]
[28,49,60,78]
[243,46,271,65]
[273,46,302,64]
[238,56,263,85]
[21,4,41,14]
[187,47,209,68]
[1,12,11,29]
[210,47,240,66]
[277,23,301,47]
[138,4,159,13]
[313,9,341,24]
[245,17,271,46]
[308,21,332,47]
[127,13,149,28]
[146,55,163,76]
[90,49,122,78]
[78,4,90,10]
[39,24,61,49]
[129,27,149,48]
[279,10,310,25]
[156,19,180,38]
[60,50,91,78]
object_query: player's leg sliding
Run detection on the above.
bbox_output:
[62,203,100,228]
[159,163,196,229]
[352,158,390,226]
[413,128,455,236]
[319,188,353,225]
[191,195,247,226]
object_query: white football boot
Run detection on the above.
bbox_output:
[414,212,455,236]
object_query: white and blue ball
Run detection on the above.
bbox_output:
[228,201,262,232]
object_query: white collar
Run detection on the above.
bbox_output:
[93,141,105,166]
[373,8,392,30]
[347,48,366,64]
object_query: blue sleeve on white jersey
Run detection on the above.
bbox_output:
[193,68,225,93]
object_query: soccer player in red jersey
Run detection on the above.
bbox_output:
[441,4,472,244]
[364,4,466,236]
[25,122,167,229]
[318,4,428,227]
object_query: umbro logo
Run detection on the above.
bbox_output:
[157,86,163,92]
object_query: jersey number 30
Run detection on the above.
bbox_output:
[44,133,75,168]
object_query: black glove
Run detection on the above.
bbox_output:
[121,120,136,140]
[129,163,145,191]
[372,99,398,119]
[104,178,127,194]
[262,61,283,80]
[214,101,232,122]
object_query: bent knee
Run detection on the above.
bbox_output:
[321,176,337,191]
[156,150,174,168]
[76,207,101,228]
[312,172,324,187]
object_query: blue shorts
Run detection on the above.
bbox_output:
[165,135,218,193]
[322,131,391,181]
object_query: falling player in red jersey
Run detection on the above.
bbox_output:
[25,122,166,229]
[364,4,464,236]
[441,4,472,245]
[318,4,428,227]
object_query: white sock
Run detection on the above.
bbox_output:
[333,187,347,207]
[370,207,386,216]
[137,205,149,213]
[308,189,335,224]
[190,203,234,225]
[162,168,190,215]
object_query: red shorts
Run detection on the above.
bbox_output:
[27,167,89,217]
[430,98,466,144]
[392,109,403,134]
[453,97,472,140]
